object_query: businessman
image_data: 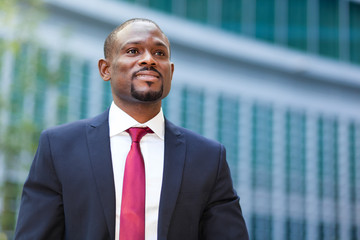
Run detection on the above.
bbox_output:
[15,18,249,240]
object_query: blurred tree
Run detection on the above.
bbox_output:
[0,0,46,239]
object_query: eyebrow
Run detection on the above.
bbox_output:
[120,40,169,50]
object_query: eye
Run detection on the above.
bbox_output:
[154,50,165,56]
[127,48,139,54]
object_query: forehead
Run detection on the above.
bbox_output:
[115,21,169,48]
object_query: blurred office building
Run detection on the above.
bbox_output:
[0,0,360,239]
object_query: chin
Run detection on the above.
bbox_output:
[132,90,163,102]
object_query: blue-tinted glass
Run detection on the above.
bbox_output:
[251,102,273,190]
[180,86,204,134]
[221,0,242,33]
[217,95,239,186]
[286,218,306,240]
[186,0,207,23]
[33,48,48,127]
[318,0,339,58]
[317,116,339,240]
[318,116,338,200]
[319,222,339,240]
[162,94,169,116]
[149,0,172,13]
[255,0,275,42]
[80,62,90,119]
[288,0,307,50]
[349,122,360,240]
[350,2,360,64]
[9,44,28,129]
[57,54,71,125]
[285,110,306,195]
[102,81,112,110]
[349,123,356,204]
[252,213,272,240]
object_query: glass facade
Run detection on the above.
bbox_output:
[117,0,360,65]
[285,110,306,240]
[318,0,339,58]
[287,0,307,50]
[255,0,275,42]
[0,42,360,239]
[221,0,242,32]
[350,2,360,64]
[217,95,240,184]
[180,86,205,135]
[57,54,71,125]
[317,116,339,240]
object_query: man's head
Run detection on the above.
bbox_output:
[103,18,169,60]
[98,18,174,112]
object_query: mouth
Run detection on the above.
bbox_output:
[135,72,159,81]
[133,67,162,82]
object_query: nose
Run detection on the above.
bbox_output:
[139,50,156,66]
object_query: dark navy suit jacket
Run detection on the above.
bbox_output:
[15,110,248,240]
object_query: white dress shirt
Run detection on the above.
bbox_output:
[108,102,165,240]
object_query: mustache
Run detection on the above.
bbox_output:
[132,67,162,79]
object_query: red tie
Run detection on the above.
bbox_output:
[120,127,153,240]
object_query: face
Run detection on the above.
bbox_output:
[99,21,174,107]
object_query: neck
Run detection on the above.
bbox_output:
[114,100,162,123]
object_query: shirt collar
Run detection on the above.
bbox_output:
[108,101,165,140]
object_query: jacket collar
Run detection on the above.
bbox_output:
[86,111,186,240]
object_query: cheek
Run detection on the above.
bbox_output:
[162,73,172,95]
[111,64,133,84]
[112,58,134,75]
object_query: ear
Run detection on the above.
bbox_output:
[170,62,174,81]
[98,58,111,81]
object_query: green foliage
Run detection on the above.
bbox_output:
[0,0,46,238]
[0,181,20,233]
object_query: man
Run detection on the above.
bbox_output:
[15,18,249,240]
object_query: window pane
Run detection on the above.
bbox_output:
[252,213,272,240]
[149,0,172,13]
[286,218,306,240]
[57,54,71,125]
[318,0,339,58]
[33,48,48,127]
[317,116,339,240]
[80,62,90,119]
[255,0,275,42]
[285,110,306,196]
[181,86,204,134]
[287,0,307,50]
[221,0,242,33]
[350,2,360,64]
[102,80,112,111]
[186,0,208,23]
[349,121,360,240]
[217,94,239,185]
[10,44,28,123]
[251,102,273,190]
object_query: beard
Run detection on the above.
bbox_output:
[131,83,163,102]
[130,66,164,102]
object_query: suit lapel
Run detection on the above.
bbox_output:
[85,113,185,240]
[86,110,115,240]
[158,119,186,240]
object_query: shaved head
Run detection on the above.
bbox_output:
[103,18,169,59]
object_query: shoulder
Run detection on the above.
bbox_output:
[41,110,109,140]
[165,119,224,151]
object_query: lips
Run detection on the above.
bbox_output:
[133,71,160,83]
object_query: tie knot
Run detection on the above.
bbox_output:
[127,127,153,143]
